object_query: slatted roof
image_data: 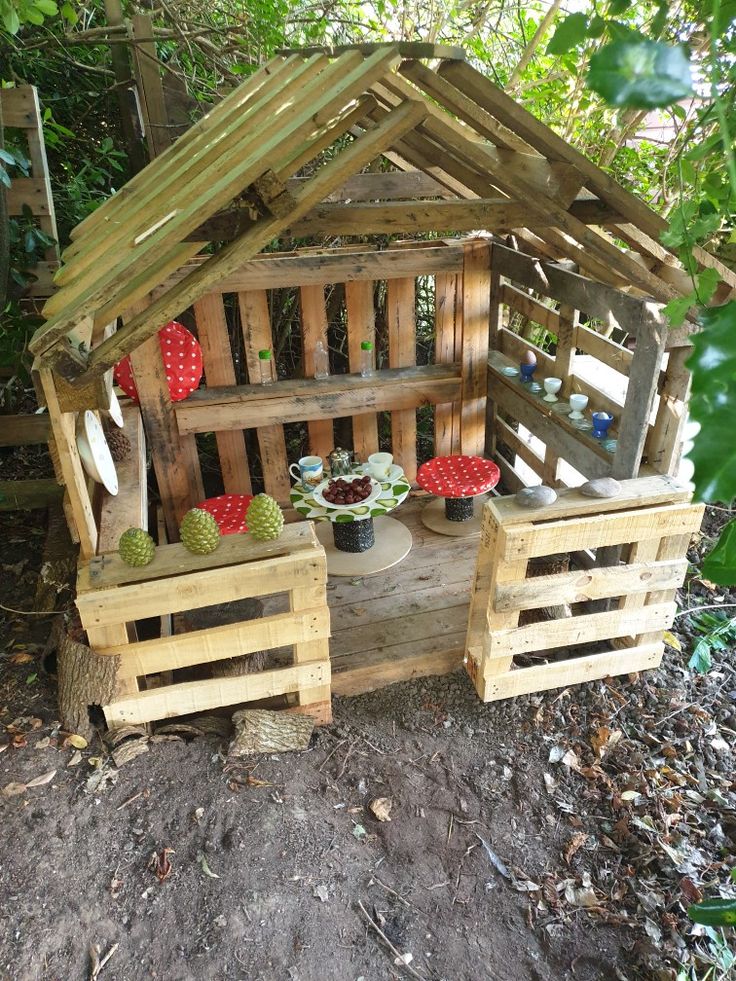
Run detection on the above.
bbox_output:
[29,42,735,383]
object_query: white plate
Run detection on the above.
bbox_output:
[105,388,124,428]
[76,410,118,495]
[312,474,381,510]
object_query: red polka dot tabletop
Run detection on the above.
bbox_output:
[196,494,254,535]
[114,321,203,403]
[417,455,500,498]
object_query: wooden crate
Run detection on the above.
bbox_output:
[465,475,703,701]
[75,522,331,728]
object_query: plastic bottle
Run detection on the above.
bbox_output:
[360,340,374,378]
[314,340,330,379]
[258,349,274,385]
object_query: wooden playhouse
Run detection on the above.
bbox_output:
[28,44,722,728]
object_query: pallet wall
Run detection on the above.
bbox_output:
[133,239,491,539]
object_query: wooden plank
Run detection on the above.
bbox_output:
[6,178,51,216]
[76,553,326,627]
[279,196,617,238]
[331,644,463,697]
[494,415,545,475]
[499,283,559,332]
[128,332,204,539]
[488,603,674,659]
[461,241,490,456]
[438,60,736,293]
[103,607,330,679]
[193,294,252,494]
[0,479,63,511]
[646,347,690,475]
[345,280,379,460]
[175,365,462,436]
[74,94,427,379]
[291,583,331,708]
[500,502,704,560]
[169,244,464,294]
[295,169,452,201]
[480,643,663,701]
[489,472,689,525]
[237,290,291,503]
[277,41,466,60]
[434,272,460,457]
[495,558,687,613]
[38,369,97,558]
[611,314,666,480]
[104,661,331,726]
[576,324,633,376]
[80,521,319,589]
[637,531,696,644]
[299,285,334,460]
[131,13,172,158]
[0,86,38,128]
[491,241,660,332]
[387,278,417,481]
[489,363,612,479]
[0,414,50,446]
[97,404,147,553]
[543,302,577,485]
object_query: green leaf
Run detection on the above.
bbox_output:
[587,14,606,38]
[587,40,693,109]
[60,1,76,20]
[663,294,694,328]
[0,148,14,165]
[688,638,712,673]
[695,267,721,305]
[702,519,736,585]
[608,0,629,13]
[0,167,10,189]
[686,302,736,503]
[547,13,589,55]
[689,898,736,926]
[33,0,58,13]
[24,7,45,24]
[1,5,20,32]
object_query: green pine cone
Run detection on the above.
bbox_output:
[246,493,284,542]
[180,508,221,555]
[118,528,156,567]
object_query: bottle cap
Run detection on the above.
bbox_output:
[360,341,374,351]
[258,349,272,360]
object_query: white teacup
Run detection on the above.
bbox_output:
[366,452,393,480]
[289,455,323,487]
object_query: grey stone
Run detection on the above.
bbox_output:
[579,477,622,499]
[515,485,558,508]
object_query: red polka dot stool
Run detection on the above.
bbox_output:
[114,320,203,404]
[417,455,500,537]
[196,494,253,535]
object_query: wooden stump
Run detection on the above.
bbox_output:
[518,553,572,627]
[228,708,315,756]
[54,617,120,740]
[181,597,267,678]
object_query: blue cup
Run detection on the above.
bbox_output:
[289,455,324,487]
[591,412,614,439]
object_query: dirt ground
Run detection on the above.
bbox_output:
[0,503,735,981]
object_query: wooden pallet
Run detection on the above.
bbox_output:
[465,475,703,702]
[75,522,331,727]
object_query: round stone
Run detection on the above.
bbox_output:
[579,477,622,499]
[515,485,558,508]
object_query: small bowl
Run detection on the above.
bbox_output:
[76,410,118,495]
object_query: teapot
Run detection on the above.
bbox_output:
[328,447,358,476]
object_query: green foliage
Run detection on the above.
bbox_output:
[701,518,736,584]
[1,0,59,34]
[689,897,736,926]
[686,609,736,673]
[686,303,736,504]
[587,40,693,108]
[546,13,590,55]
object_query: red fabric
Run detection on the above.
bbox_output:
[114,321,203,403]
[196,494,254,535]
[417,455,500,498]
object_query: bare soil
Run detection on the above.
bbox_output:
[0,504,734,981]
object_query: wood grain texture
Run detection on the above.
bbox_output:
[387,278,417,481]
[345,280,379,460]
[299,284,334,460]
[434,272,461,457]
[194,293,252,494]
[460,242,491,457]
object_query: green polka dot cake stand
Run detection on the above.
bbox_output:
[290,465,412,576]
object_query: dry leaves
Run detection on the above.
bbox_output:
[369,798,392,822]
[148,848,174,882]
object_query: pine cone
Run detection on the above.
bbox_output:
[105,428,131,463]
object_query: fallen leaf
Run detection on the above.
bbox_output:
[565,885,599,907]
[35,737,51,750]
[148,848,174,882]
[564,832,588,864]
[192,807,204,823]
[313,883,329,903]
[548,745,566,764]
[196,851,220,879]
[64,733,88,750]
[352,824,367,840]
[369,798,392,822]
[561,749,581,771]
[663,630,682,652]
[543,772,558,794]
[394,953,413,967]
[11,734,27,749]
[110,875,123,899]
[2,781,27,797]
[67,751,83,767]
[9,651,34,664]
[26,769,56,787]
[679,876,702,905]
[25,673,38,686]
[620,790,641,801]
[246,775,272,788]
[591,727,623,758]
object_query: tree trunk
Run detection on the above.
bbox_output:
[55,618,120,740]
[228,708,314,756]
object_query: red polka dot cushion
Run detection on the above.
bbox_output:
[196,494,254,535]
[417,455,500,498]
[114,321,203,403]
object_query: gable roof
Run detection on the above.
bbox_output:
[29,42,735,382]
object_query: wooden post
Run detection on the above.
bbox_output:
[345,280,379,461]
[387,277,417,481]
[130,13,172,160]
[299,285,334,461]
[434,272,461,457]
[461,241,491,457]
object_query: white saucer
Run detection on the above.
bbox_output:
[357,463,404,482]
[105,388,124,428]
[76,410,118,495]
